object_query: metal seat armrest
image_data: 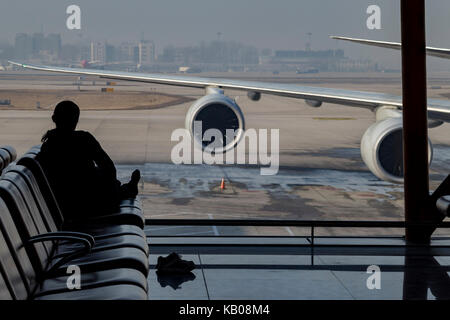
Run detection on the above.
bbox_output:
[27,232,93,276]
[45,231,95,247]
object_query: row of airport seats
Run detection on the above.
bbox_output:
[432,174,450,218]
[0,146,16,175]
[25,145,145,229]
[437,196,450,217]
[0,145,149,300]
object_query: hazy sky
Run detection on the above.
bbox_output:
[1,0,450,69]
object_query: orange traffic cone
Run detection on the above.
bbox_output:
[220,178,226,190]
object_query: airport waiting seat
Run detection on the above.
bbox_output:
[3,164,149,256]
[0,145,16,175]
[0,198,148,300]
[437,196,450,217]
[431,174,450,219]
[17,155,146,237]
[20,147,145,229]
[0,169,149,276]
[0,146,149,299]
[0,264,14,300]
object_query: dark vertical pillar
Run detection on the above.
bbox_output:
[400,0,431,243]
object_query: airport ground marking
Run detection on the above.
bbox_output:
[285,227,295,236]
[208,214,220,236]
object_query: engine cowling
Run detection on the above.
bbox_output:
[305,99,322,108]
[185,93,245,153]
[361,117,433,183]
[247,91,261,101]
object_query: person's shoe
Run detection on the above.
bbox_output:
[130,169,141,186]
[121,169,141,199]
[156,252,180,269]
[129,169,141,197]
[156,252,196,274]
[156,271,196,290]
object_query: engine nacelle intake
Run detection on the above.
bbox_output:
[185,94,245,153]
[361,117,433,183]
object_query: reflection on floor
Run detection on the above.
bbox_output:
[156,271,196,291]
[146,235,450,300]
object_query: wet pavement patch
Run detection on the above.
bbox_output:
[117,163,404,201]
[114,153,444,223]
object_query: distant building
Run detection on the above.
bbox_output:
[138,40,155,65]
[14,33,33,59]
[275,49,344,59]
[119,42,139,63]
[46,34,61,56]
[158,41,259,68]
[32,33,45,54]
[15,33,61,60]
[90,41,106,63]
[105,44,115,62]
[90,41,116,63]
[0,44,14,61]
[263,49,376,72]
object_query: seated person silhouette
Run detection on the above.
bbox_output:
[36,100,141,224]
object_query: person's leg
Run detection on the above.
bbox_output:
[90,167,121,215]
[86,168,141,216]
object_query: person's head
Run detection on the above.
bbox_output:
[52,100,80,132]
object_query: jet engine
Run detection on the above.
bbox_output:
[360,117,433,183]
[185,93,245,153]
[247,91,261,101]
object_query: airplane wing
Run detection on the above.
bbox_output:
[330,36,450,60]
[8,60,450,122]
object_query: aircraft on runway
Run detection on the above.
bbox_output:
[8,42,450,183]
